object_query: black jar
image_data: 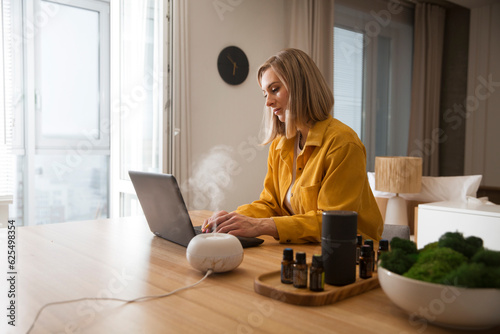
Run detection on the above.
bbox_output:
[321,211,358,286]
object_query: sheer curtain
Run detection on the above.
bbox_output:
[172,0,192,203]
[111,0,166,217]
[285,0,334,90]
[407,3,446,176]
[119,0,153,178]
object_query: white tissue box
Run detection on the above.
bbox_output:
[417,201,500,251]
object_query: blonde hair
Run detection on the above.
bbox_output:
[258,48,333,145]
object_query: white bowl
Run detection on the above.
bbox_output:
[186,233,243,273]
[378,267,500,330]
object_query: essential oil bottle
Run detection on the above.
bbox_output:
[309,254,325,292]
[293,252,308,288]
[359,245,373,279]
[356,234,363,264]
[364,239,375,272]
[377,239,389,272]
[281,248,294,284]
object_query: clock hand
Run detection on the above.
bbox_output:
[227,54,239,76]
[227,54,236,66]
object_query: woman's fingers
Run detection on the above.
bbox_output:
[215,214,260,237]
[202,210,230,232]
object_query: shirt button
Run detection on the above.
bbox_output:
[286,239,291,243]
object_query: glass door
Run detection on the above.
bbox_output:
[31,0,110,225]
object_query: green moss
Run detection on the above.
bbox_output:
[465,236,484,251]
[379,248,417,275]
[381,232,500,289]
[471,249,500,267]
[403,247,467,283]
[441,263,500,289]
[390,237,418,255]
[438,232,483,258]
[419,241,438,253]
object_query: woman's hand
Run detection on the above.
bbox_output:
[202,211,278,239]
[202,210,228,233]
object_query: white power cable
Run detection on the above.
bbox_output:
[26,269,214,333]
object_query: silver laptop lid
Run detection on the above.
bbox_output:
[129,171,195,247]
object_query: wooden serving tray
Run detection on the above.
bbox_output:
[254,268,379,306]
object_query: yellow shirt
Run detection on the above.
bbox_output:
[235,117,383,243]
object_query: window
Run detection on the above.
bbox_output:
[333,1,414,171]
[10,0,111,226]
[333,27,364,137]
[3,0,171,225]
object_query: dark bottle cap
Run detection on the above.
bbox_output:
[283,248,293,261]
[356,234,363,246]
[364,239,374,249]
[296,252,306,264]
[361,245,372,257]
[322,211,358,240]
[312,254,323,267]
[379,239,389,251]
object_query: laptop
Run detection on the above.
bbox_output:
[129,171,264,248]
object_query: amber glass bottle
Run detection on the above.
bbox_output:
[359,245,373,279]
[293,252,307,288]
[364,239,375,272]
[377,239,389,272]
[356,234,363,264]
[281,248,294,284]
[309,254,325,292]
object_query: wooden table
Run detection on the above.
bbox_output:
[1,211,498,334]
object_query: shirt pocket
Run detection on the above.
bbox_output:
[299,183,321,213]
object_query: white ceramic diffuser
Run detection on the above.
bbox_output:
[186,233,244,273]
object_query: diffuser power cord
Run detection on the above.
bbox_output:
[26,269,214,334]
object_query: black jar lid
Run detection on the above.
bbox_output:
[322,211,358,240]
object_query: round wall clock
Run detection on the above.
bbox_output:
[217,46,249,85]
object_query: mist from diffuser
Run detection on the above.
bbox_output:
[183,145,242,211]
[186,233,244,273]
[182,145,247,273]
[375,156,422,226]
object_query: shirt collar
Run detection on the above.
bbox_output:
[306,116,332,147]
[274,116,333,153]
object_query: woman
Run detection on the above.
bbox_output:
[202,48,383,243]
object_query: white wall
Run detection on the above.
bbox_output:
[465,3,500,187]
[185,0,286,211]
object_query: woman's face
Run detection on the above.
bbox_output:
[260,68,289,123]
